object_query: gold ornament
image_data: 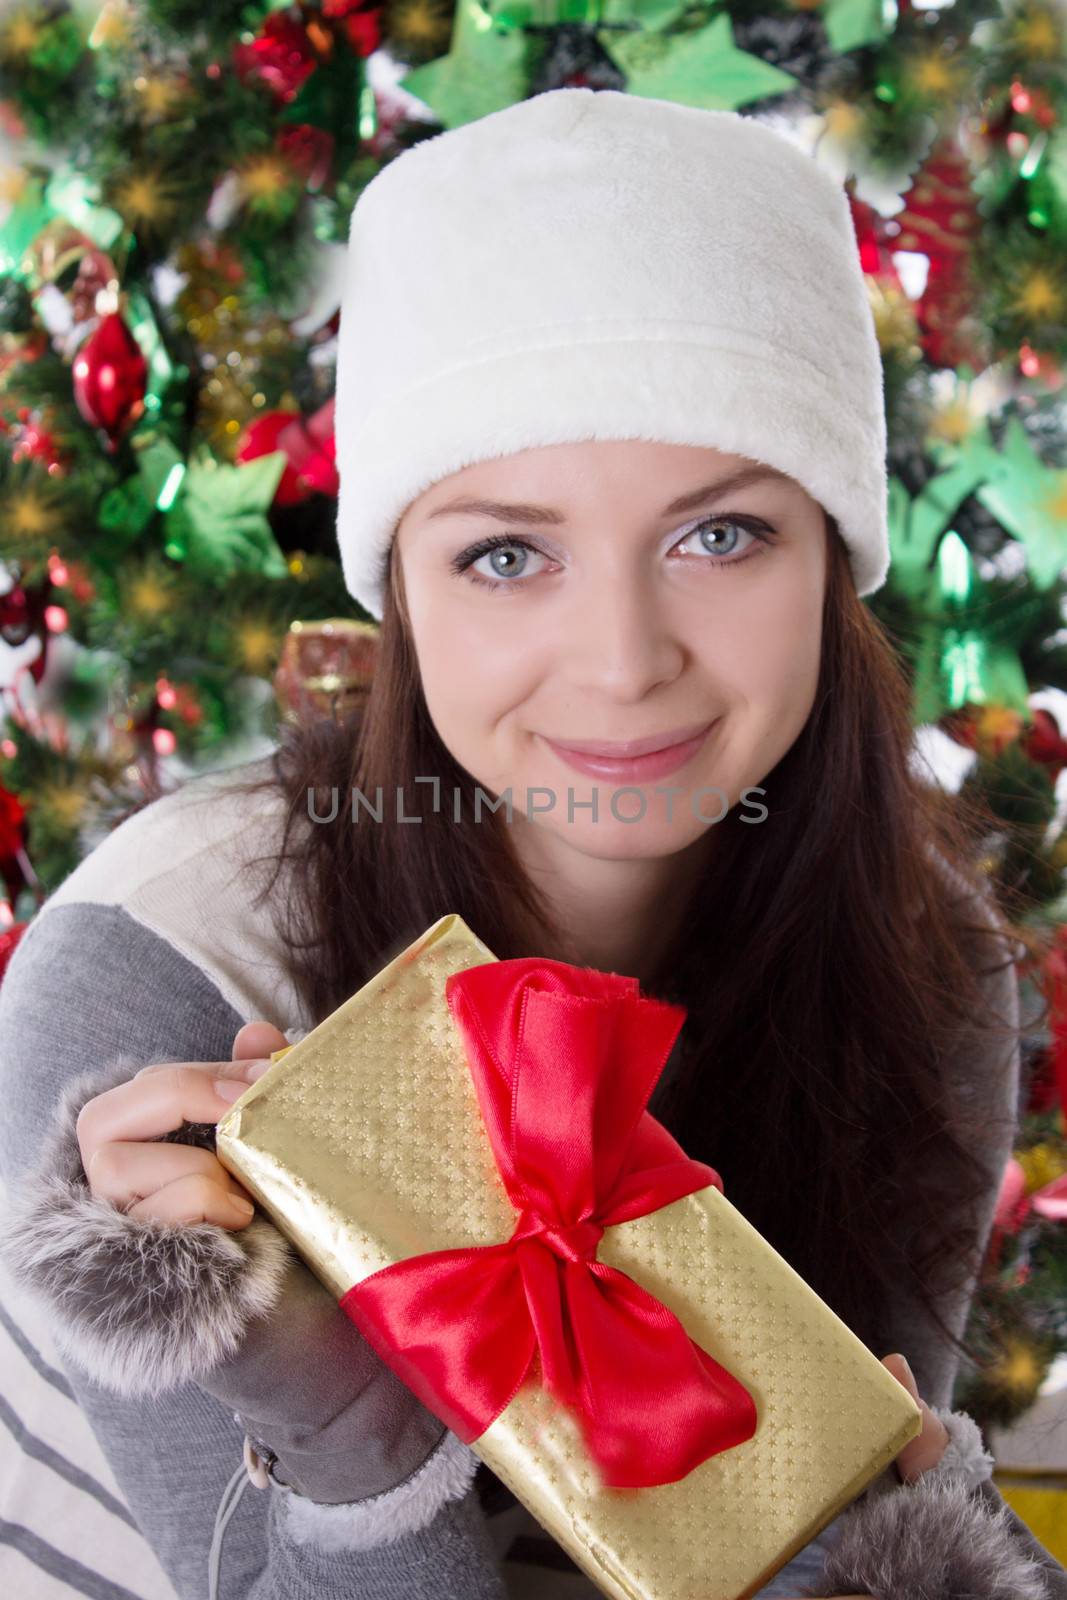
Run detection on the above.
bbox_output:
[38,781,89,833]
[904,49,966,101]
[88,0,132,50]
[0,6,44,61]
[274,618,380,724]
[124,566,177,620]
[1016,1142,1067,1194]
[109,165,183,232]
[988,1335,1047,1403]
[866,279,922,361]
[387,0,455,54]
[132,72,186,122]
[236,619,281,677]
[1011,268,1065,321]
[236,152,300,218]
[1011,2,1064,59]
[0,486,64,553]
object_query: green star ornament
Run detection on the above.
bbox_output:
[974,415,1067,592]
[608,12,796,110]
[163,447,290,580]
[399,0,530,130]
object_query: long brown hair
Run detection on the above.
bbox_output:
[228,511,1045,1383]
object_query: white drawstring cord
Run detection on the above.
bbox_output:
[208,1457,251,1599]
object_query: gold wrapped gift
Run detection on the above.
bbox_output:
[215,913,921,1600]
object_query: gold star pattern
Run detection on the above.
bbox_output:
[125,571,174,619]
[988,1336,1046,1402]
[235,152,301,219]
[1010,267,1065,322]
[867,279,922,361]
[38,781,89,833]
[1011,2,1064,58]
[0,6,44,60]
[236,619,281,676]
[133,72,185,121]
[387,0,454,55]
[904,48,967,102]
[0,485,64,556]
[110,166,183,232]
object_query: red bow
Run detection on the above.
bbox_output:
[339,958,758,1488]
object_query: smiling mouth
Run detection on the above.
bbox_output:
[538,721,720,780]
[542,719,717,759]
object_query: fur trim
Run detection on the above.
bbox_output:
[276,1427,481,1551]
[806,1422,1051,1600]
[927,1404,996,1493]
[0,1053,292,1397]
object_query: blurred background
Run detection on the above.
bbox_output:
[0,0,1066,1565]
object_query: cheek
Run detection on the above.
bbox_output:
[407,595,544,763]
[700,568,822,745]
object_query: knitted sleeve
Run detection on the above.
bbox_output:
[0,901,506,1600]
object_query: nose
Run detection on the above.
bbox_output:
[557,569,684,700]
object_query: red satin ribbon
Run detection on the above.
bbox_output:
[339,957,758,1488]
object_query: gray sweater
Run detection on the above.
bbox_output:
[0,755,1064,1600]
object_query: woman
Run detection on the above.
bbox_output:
[2,87,1065,1600]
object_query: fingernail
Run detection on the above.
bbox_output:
[232,1198,255,1219]
[896,1353,914,1383]
[243,1059,271,1082]
[214,1079,247,1103]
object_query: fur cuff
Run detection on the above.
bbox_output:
[0,1054,292,1397]
[807,1411,1049,1600]
[926,1404,996,1493]
[277,1427,481,1551]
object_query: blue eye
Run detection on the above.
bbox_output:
[678,517,766,561]
[449,516,778,593]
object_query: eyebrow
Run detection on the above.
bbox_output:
[424,464,795,526]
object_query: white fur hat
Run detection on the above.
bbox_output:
[334,87,890,621]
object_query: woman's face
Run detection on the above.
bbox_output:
[394,439,828,862]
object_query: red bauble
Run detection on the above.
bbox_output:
[0,782,26,861]
[277,123,335,191]
[0,921,29,986]
[72,313,147,448]
[236,397,337,506]
[232,12,319,104]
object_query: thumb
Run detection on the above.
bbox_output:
[232,1020,290,1062]
[881,1353,950,1484]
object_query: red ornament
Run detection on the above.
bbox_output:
[896,140,987,371]
[0,920,29,986]
[321,0,382,56]
[11,417,68,475]
[1042,927,1067,1131]
[69,250,117,327]
[0,585,31,646]
[276,124,335,191]
[72,313,147,448]
[236,396,337,506]
[0,782,27,861]
[848,194,906,288]
[1022,708,1067,779]
[232,11,319,104]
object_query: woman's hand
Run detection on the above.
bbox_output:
[771,1355,950,1597]
[880,1352,951,1483]
[75,1019,286,1226]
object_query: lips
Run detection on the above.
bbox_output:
[540,720,719,783]
[545,719,717,759]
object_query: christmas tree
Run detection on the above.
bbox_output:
[1,0,1066,1537]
